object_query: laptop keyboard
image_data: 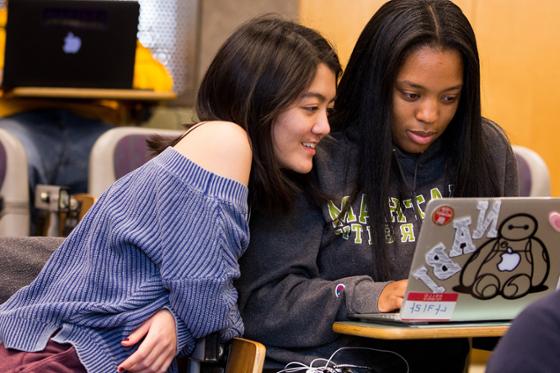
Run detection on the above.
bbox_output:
[372,312,401,320]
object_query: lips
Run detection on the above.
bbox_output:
[406,130,436,145]
[302,142,317,155]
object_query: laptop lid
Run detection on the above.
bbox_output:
[354,197,560,324]
[3,0,139,89]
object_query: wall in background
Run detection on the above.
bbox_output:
[299,0,560,196]
[144,0,298,130]
[132,0,199,106]
[197,0,298,85]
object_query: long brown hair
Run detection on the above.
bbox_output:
[150,15,341,211]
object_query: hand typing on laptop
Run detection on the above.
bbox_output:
[378,279,408,312]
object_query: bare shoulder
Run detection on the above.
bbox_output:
[173,121,252,186]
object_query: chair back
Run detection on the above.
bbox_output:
[225,338,266,373]
[0,129,30,236]
[512,145,551,196]
[88,127,183,197]
[0,236,62,302]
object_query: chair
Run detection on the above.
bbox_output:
[225,338,266,373]
[27,127,183,236]
[88,126,184,198]
[512,145,551,196]
[0,236,63,302]
[0,236,266,373]
[0,128,30,236]
[186,335,266,373]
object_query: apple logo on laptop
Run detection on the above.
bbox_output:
[63,32,81,54]
[497,247,521,272]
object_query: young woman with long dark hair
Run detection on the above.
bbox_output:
[237,1,518,372]
[0,16,341,373]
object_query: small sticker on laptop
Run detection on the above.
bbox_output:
[549,212,560,232]
[400,292,458,321]
[432,205,454,226]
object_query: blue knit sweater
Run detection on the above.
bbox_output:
[0,147,249,373]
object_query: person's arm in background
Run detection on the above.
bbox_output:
[237,194,396,349]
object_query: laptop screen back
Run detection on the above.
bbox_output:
[3,0,139,89]
[400,197,560,322]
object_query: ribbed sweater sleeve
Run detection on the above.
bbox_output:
[0,147,249,372]
[96,147,250,350]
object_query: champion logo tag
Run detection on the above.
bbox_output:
[335,283,346,298]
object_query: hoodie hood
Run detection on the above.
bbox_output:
[391,136,450,197]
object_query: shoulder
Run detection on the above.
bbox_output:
[173,121,252,186]
[507,292,560,342]
[316,131,355,162]
[314,131,358,194]
[481,118,514,158]
[481,118,510,147]
[481,118,515,161]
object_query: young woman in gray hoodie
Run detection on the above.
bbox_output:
[237,1,518,372]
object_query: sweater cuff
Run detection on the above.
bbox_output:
[345,277,391,314]
[164,306,195,357]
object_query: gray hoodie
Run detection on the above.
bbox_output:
[237,120,518,371]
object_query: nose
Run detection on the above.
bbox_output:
[416,98,439,124]
[312,109,331,137]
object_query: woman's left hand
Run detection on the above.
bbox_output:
[117,309,177,373]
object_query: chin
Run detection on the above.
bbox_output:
[295,167,313,174]
[291,163,313,174]
[281,156,314,174]
[403,143,429,154]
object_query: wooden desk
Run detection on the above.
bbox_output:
[333,321,509,340]
[1,87,176,101]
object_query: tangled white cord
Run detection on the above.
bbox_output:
[275,346,410,373]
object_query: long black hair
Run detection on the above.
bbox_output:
[150,16,341,211]
[331,0,500,279]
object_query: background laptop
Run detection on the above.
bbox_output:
[352,197,560,324]
[3,0,139,89]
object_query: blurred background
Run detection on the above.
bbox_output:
[103,0,555,195]
[5,0,553,194]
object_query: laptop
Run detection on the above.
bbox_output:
[351,197,560,325]
[2,0,139,89]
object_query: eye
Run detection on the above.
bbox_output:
[327,107,335,115]
[303,106,319,113]
[441,94,459,104]
[401,91,420,102]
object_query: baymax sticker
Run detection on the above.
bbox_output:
[413,200,551,302]
[454,213,550,300]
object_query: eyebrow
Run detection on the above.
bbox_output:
[301,92,335,103]
[397,80,463,92]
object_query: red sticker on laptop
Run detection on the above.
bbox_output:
[432,205,454,226]
[400,292,458,321]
